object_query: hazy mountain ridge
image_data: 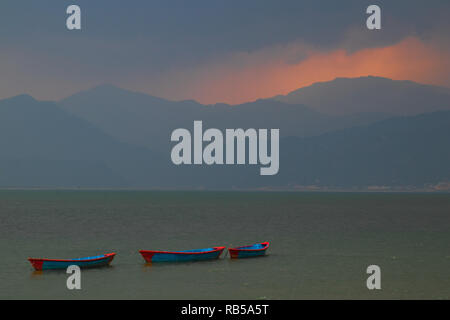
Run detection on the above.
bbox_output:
[1,77,449,190]
[275,111,450,188]
[274,76,450,115]
[160,110,450,190]
[0,95,167,188]
[59,81,397,153]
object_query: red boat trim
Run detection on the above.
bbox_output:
[29,259,44,270]
[139,246,225,255]
[140,251,155,263]
[28,253,116,263]
[229,242,269,252]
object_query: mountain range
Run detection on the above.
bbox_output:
[274,76,450,115]
[0,76,449,190]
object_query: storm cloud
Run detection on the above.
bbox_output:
[1,0,449,102]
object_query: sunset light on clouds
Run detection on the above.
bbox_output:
[1,1,449,104]
[156,37,450,105]
[1,1,450,301]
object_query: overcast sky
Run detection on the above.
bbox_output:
[1,0,449,104]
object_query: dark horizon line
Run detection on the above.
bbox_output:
[0,187,448,193]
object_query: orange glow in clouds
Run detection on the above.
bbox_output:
[183,37,450,105]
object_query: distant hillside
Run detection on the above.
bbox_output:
[274,76,450,115]
[59,84,392,153]
[1,88,449,190]
[271,111,450,188]
[156,111,450,189]
[60,85,204,151]
[0,95,165,188]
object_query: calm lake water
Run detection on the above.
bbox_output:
[0,191,449,299]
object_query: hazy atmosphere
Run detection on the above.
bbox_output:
[1,1,449,302]
[1,0,450,104]
[0,1,449,190]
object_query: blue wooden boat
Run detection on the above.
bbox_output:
[228,242,269,259]
[28,253,116,270]
[139,246,225,263]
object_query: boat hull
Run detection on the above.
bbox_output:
[228,242,269,259]
[28,253,116,271]
[139,247,225,263]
